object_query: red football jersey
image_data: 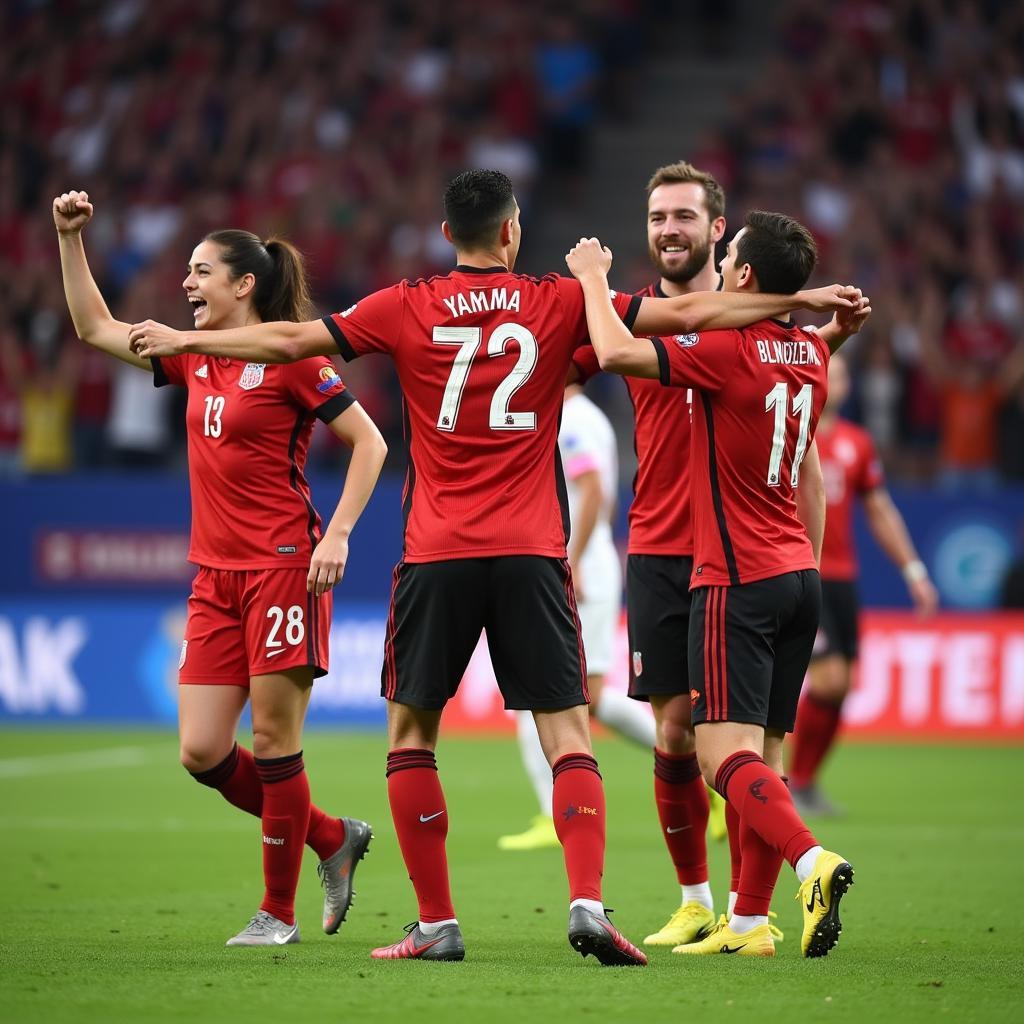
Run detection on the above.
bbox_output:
[153,353,355,569]
[323,266,640,562]
[652,318,830,587]
[572,283,694,556]
[817,417,885,580]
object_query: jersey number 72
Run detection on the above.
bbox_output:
[433,324,538,433]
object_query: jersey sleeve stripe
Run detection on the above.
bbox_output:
[321,315,358,361]
[623,294,642,331]
[650,337,670,386]
[151,357,170,387]
[314,389,356,423]
[700,393,741,586]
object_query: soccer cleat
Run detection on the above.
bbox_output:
[643,901,716,946]
[370,921,465,961]
[791,784,844,818]
[497,814,560,851]
[797,850,854,958]
[707,786,728,842]
[768,910,784,942]
[672,915,775,956]
[225,910,300,947]
[317,816,374,934]
[568,906,647,967]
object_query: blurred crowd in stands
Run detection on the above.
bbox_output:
[699,0,1024,490]
[1,0,1022,491]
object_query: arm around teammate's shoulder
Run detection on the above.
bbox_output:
[129,317,336,363]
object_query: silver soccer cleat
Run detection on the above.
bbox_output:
[317,817,374,934]
[225,910,301,947]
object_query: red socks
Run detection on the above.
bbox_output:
[386,749,455,923]
[255,752,311,926]
[725,800,742,894]
[552,753,606,902]
[652,749,709,885]
[190,743,345,860]
[789,694,843,788]
[716,751,818,870]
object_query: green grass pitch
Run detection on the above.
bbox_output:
[1,730,1021,1023]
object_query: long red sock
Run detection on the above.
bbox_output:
[552,753,606,902]
[386,749,455,923]
[715,751,818,869]
[734,817,785,916]
[191,743,344,859]
[652,749,709,885]
[725,801,742,893]
[255,752,311,926]
[789,694,843,787]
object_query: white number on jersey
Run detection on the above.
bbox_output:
[203,395,225,438]
[765,382,813,487]
[433,323,538,432]
[265,605,305,650]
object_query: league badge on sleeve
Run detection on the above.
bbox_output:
[316,366,346,394]
[238,363,266,390]
[674,333,699,348]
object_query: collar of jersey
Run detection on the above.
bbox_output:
[454,265,508,275]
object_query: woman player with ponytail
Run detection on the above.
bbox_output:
[53,190,388,947]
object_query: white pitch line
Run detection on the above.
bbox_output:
[0,745,152,778]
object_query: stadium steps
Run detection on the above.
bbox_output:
[523,0,774,275]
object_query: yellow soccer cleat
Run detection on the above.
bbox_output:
[797,850,854,957]
[672,915,775,957]
[497,814,560,851]
[643,901,717,946]
[707,786,727,842]
[768,910,784,942]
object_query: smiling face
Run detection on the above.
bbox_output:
[182,240,254,330]
[647,181,719,284]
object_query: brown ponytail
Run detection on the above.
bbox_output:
[203,229,315,323]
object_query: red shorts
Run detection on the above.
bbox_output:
[178,567,331,686]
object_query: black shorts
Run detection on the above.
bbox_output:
[381,556,588,712]
[688,570,821,733]
[812,580,860,661]
[626,554,693,701]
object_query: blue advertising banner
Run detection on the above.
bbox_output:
[0,598,388,726]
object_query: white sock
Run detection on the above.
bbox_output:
[418,918,458,935]
[570,897,605,916]
[595,688,656,747]
[729,914,768,934]
[728,891,738,916]
[515,711,553,817]
[681,882,714,912]
[795,845,824,884]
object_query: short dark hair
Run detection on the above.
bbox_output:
[736,211,817,294]
[646,161,726,222]
[443,170,516,249]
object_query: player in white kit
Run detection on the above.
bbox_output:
[499,383,656,850]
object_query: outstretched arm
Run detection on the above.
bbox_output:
[307,402,388,597]
[814,295,872,354]
[862,488,938,615]
[129,317,336,363]
[53,191,151,372]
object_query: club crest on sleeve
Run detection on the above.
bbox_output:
[674,333,699,348]
[238,362,266,390]
[316,365,346,394]
[339,303,357,318]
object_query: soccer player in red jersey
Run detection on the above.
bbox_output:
[566,211,869,959]
[53,191,387,947]
[789,353,938,816]
[128,171,857,965]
